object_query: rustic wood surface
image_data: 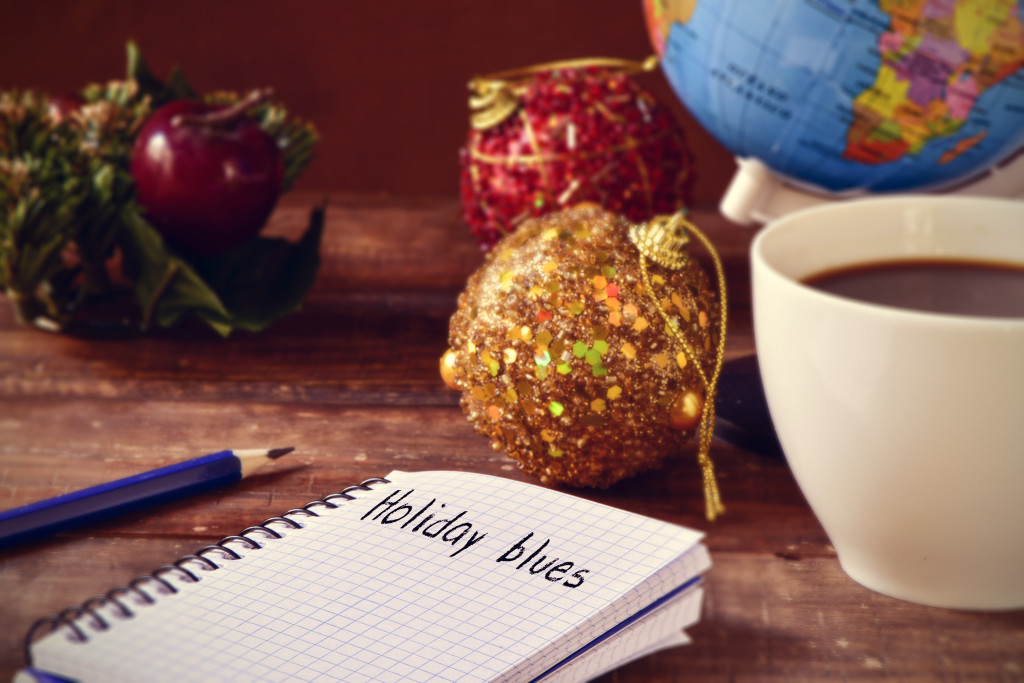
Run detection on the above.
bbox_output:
[1,194,1022,681]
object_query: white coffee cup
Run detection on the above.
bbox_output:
[751,195,1024,610]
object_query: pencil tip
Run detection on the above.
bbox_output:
[268,447,295,460]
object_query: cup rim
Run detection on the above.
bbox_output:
[751,195,1024,328]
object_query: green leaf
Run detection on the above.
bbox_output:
[192,204,325,332]
[165,66,199,101]
[16,229,66,298]
[125,40,170,103]
[117,206,233,334]
[126,40,197,106]
[118,203,324,336]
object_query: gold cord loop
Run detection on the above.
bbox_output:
[632,213,728,521]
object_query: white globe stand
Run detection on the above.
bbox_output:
[720,155,1024,226]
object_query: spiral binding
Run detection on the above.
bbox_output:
[23,477,391,667]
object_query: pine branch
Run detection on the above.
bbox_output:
[0,43,322,336]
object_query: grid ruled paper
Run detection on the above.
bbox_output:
[31,470,708,683]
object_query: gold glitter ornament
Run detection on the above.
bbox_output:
[443,206,727,519]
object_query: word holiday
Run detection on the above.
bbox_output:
[361,489,486,558]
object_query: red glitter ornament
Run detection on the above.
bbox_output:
[459,56,695,251]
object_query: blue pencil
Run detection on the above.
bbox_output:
[0,448,293,550]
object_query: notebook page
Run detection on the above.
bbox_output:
[32,470,705,683]
[536,585,704,682]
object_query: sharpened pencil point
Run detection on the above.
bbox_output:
[268,447,295,460]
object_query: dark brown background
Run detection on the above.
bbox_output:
[0,0,734,204]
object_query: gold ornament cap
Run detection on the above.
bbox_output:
[468,79,520,130]
[629,212,692,271]
[467,56,659,131]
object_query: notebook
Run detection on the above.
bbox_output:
[20,470,710,682]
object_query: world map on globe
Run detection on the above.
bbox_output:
[644,0,1024,195]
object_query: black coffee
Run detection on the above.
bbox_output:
[803,259,1024,318]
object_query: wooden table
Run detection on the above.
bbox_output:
[1,194,1021,681]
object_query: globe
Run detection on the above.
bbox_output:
[644,0,1024,221]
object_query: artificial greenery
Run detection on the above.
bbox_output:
[0,41,322,336]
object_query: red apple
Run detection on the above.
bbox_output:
[130,96,283,257]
